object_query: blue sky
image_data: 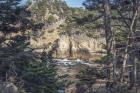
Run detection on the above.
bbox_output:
[65,0,84,7]
[21,0,84,7]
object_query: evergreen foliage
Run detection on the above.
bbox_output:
[30,0,68,24]
[0,0,59,93]
[21,58,58,93]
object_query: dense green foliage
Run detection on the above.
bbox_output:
[59,7,104,38]
[0,0,59,93]
[76,67,106,87]
[22,58,58,93]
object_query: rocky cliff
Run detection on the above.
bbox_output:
[30,20,106,60]
[54,34,106,59]
[29,0,106,60]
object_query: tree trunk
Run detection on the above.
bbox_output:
[133,57,137,86]
[103,0,115,80]
[69,37,73,58]
[121,0,138,83]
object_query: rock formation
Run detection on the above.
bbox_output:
[30,19,106,59]
[0,83,18,93]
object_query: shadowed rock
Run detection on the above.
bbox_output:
[0,82,18,93]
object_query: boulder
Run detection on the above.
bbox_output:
[0,82,18,93]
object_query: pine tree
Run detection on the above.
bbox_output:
[0,0,22,32]
[22,60,58,93]
[0,0,25,79]
[0,0,59,93]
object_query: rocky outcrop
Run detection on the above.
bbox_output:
[0,82,18,93]
[30,19,65,49]
[53,35,106,59]
[30,20,106,60]
[28,0,106,60]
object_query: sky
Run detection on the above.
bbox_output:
[65,0,85,7]
[21,0,84,7]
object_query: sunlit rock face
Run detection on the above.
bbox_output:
[54,34,106,59]
[30,18,106,60]
[30,24,106,60]
[30,19,65,50]
[30,29,59,49]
